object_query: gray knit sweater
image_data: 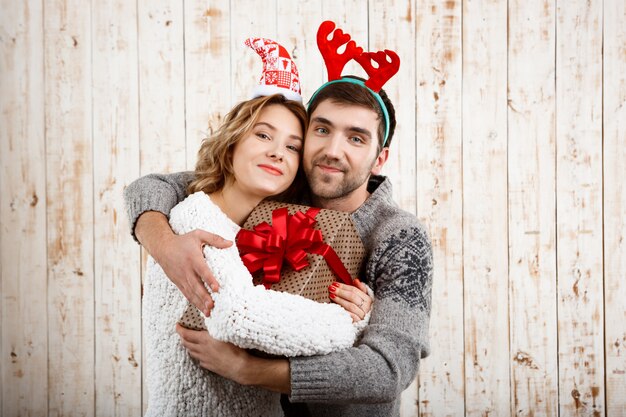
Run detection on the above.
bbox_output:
[124,173,433,417]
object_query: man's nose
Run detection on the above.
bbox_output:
[321,134,342,159]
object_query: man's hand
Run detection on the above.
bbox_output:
[176,324,291,393]
[135,211,232,316]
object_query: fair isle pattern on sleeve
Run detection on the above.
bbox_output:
[373,225,433,310]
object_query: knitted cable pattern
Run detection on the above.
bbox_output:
[143,191,370,416]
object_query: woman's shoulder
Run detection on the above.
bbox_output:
[169,191,237,236]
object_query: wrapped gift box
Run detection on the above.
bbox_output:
[240,200,365,302]
[179,200,365,330]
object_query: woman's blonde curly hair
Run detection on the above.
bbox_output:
[188,94,308,200]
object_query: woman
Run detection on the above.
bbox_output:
[143,39,372,417]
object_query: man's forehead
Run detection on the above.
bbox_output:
[309,100,379,127]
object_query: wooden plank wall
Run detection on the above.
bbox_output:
[1,1,624,416]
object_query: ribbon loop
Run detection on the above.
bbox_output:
[237,206,354,288]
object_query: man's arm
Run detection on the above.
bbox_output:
[176,324,291,393]
[178,223,433,404]
[287,224,433,404]
[124,172,232,316]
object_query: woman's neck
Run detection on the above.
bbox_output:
[209,185,263,226]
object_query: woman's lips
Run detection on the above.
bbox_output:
[258,164,283,176]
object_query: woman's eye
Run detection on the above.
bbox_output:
[256,133,270,140]
[286,145,301,153]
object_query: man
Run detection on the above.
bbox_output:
[124,76,433,416]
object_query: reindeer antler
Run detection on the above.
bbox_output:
[317,20,363,81]
[354,50,400,92]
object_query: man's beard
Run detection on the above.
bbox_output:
[305,155,376,200]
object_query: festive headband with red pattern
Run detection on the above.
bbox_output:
[310,21,400,145]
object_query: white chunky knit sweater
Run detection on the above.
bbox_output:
[143,192,369,417]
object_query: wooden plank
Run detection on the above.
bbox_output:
[320,1,369,82]
[138,0,187,175]
[369,0,417,215]
[229,0,277,104]
[137,1,187,412]
[604,0,626,415]
[414,0,464,416]
[44,0,95,415]
[556,0,605,415]
[184,0,232,170]
[92,0,142,415]
[461,0,510,415]
[276,1,323,101]
[0,1,48,415]
[507,1,559,416]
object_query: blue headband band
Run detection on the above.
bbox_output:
[307,77,391,147]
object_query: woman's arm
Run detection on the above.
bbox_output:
[171,192,371,357]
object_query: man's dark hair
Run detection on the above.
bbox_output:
[307,76,397,151]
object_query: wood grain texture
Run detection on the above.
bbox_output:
[415,0,464,416]
[92,0,142,415]
[507,1,558,416]
[603,0,626,415]
[0,0,48,415]
[230,0,277,104]
[369,0,417,216]
[44,0,95,415]
[556,0,605,415]
[462,0,510,415]
[184,0,232,170]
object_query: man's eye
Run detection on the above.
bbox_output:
[350,136,364,144]
[315,127,328,134]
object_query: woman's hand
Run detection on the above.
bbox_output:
[328,278,373,322]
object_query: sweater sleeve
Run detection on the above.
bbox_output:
[288,224,433,403]
[123,171,195,242]
[169,192,368,357]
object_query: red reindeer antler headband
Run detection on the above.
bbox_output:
[309,21,400,145]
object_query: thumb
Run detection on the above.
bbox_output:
[195,230,233,248]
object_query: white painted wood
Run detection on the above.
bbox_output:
[320,1,369,82]
[556,0,605,415]
[229,0,277,104]
[138,0,187,175]
[0,1,47,415]
[462,0,510,415]
[276,1,323,101]
[507,1,559,416]
[44,0,95,415]
[604,0,626,416]
[184,1,232,170]
[369,0,417,216]
[92,0,142,415]
[415,0,464,416]
[137,1,187,412]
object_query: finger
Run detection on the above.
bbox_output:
[184,279,213,316]
[329,284,365,320]
[195,229,233,249]
[195,256,220,293]
[176,324,205,344]
[354,278,368,294]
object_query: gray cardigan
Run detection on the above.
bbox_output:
[124,173,433,417]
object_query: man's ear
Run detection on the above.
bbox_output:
[370,148,389,175]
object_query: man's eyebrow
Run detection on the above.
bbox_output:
[314,116,373,139]
[311,116,334,126]
[255,121,303,141]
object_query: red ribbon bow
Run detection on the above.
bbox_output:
[236,207,354,288]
